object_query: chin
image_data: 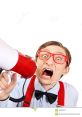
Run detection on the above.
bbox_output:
[39,78,51,85]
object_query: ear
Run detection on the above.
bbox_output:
[62,66,70,75]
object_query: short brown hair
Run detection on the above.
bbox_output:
[35,41,71,67]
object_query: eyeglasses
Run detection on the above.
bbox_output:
[37,51,68,64]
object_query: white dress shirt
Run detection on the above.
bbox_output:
[0,75,78,108]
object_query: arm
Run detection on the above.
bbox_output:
[0,72,17,107]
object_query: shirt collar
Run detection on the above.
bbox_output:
[34,77,60,95]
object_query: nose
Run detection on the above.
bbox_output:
[45,56,55,65]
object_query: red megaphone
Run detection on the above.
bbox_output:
[0,39,36,78]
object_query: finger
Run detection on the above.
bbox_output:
[1,72,9,82]
[5,73,17,94]
[0,78,9,88]
[0,81,7,90]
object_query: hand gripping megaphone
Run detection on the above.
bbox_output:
[0,39,36,78]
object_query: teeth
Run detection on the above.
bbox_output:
[42,68,53,77]
[44,68,52,71]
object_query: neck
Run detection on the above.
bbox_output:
[41,82,56,91]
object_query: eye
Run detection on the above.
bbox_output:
[55,56,63,62]
[38,51,50,60]
[56,57,62,60]
[42,54,48,59]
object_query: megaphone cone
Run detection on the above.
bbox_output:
[0,39,36,78]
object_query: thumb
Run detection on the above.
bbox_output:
[11,73,17,84]
[9,73,17,87]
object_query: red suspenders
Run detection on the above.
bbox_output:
[23,75,36,107]
[58,81,64,106]
[23,76,65,107]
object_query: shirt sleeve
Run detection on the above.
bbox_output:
[64,82,78,107]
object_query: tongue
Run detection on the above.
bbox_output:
[42,71,52,77]
[43,71,49,76]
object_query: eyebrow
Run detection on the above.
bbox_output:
[55,52,66,55]
[41,49,66,55]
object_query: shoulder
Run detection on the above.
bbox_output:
[61,82,78,107]
[64,82,78,97]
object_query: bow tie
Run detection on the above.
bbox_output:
[35,90,57,104]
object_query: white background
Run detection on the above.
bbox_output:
[0,0,82,116]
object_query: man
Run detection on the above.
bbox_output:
[0,41,78,107]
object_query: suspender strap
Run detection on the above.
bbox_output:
[23,77,65,107]
[58,81,65,106]
[23,75,36,107]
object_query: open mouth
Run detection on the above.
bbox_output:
[42,68,53,77]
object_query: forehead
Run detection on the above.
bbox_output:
[41,45,66,55]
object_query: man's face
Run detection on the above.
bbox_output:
[36,45,69,86]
